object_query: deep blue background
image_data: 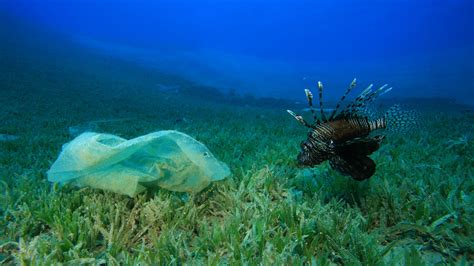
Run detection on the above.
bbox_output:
[2,0,473,103]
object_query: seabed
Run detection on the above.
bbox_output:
[0,27,472,264]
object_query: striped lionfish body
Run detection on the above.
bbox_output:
[288,79,415,180]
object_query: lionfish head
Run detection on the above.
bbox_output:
[297,140,327,166]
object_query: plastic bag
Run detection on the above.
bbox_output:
[47,131,230,197]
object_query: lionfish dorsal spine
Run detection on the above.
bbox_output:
[364,84,389,105]
[360,84,374,97]
[287,109,315,129]
[317,81,327,122]
[329,78,357,120]
[304,88,320,124]
[288,79,394,131]
[336,84,372,118]
[338,83,393,118]
[379,86,392,97]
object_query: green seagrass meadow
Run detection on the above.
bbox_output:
[1,18,473,264]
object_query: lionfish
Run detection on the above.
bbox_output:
[287,79,416,180]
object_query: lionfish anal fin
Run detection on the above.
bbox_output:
[329,155,376,181]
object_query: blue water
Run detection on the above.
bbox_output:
[1,1,473,263]
[1,0,473,103]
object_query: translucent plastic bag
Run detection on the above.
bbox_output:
[47,131,230,197]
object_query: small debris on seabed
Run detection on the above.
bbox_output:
[175,117,189,124]
[0,134,19,141]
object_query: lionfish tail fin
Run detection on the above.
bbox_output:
[384,104,419,133]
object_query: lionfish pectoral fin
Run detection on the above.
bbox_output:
[336,135,384,156]
[329,155,376,181]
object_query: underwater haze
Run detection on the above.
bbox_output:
[1,0,473,264]
[2,0,473,103]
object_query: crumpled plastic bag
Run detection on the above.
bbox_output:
[47,130,230,197]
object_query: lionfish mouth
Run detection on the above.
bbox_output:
[297,152,310,166]
[297,149,325,166]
